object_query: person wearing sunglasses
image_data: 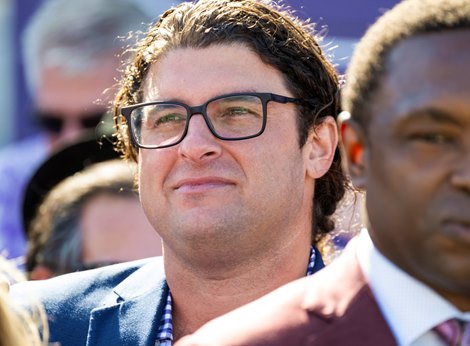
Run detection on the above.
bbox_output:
[0,0,152,263]
[11,0,349,345]
[34,109,105,140]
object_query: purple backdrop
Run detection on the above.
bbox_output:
[284,0,399,37]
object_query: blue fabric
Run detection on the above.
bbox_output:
[11,257,168,346]
[310,245,325,275]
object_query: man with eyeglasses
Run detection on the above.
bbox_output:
[0,0,152,262]
[176,0,470,345]
[12,0,348,344]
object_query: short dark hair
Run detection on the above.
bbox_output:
[342,0,470,130]
[113,0,347,239]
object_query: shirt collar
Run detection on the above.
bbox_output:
[357,229,470,346]
[156,245,319,344]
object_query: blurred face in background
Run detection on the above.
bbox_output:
[80,193,163,266]
[362,31,470,307]
[36,56,119,149]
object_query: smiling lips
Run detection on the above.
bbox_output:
[442,219,470,245]
[174,177,236,193]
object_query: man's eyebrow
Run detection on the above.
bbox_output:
[401,107,461,126]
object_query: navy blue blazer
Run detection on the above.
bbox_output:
[12,257,168,346]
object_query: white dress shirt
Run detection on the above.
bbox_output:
[356,230,470,346]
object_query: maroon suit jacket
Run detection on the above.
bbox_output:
[177,240,398,346]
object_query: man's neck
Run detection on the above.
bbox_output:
[165,238,312,341]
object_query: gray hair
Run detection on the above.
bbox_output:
[21,0,158,98]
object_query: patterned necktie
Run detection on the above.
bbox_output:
[433,319,470,346]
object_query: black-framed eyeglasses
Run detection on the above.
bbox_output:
[121,92,304,149]
[36,110,105,134]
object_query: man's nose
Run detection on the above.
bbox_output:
[451,150,470,192]
[177,114,222,163]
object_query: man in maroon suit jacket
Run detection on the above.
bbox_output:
[177,0,470,345]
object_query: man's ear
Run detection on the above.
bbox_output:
[303,116,338,179]
[338,111,367,189]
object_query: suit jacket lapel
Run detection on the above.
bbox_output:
[87,257,169,346]
[302,239,398,346]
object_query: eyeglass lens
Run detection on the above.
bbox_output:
[130,94,264,148]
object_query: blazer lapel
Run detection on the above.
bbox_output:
[87,257,169,346]
[302,239,398,346]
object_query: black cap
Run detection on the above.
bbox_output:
[22,132,120,235]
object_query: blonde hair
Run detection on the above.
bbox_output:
[0,257,47,346]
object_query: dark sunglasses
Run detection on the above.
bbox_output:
[36,110,105,134]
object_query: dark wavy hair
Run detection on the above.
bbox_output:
[342,0,470,130]
[113,0,347,240]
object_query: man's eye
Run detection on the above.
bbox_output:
[412,133,449,144]
[225,107,250,116]
[155,113,185,126]
[222,107,259,118]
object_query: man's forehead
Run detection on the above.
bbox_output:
[387,29,470,69]
[141,45,288,103]
[368,29,470,126]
